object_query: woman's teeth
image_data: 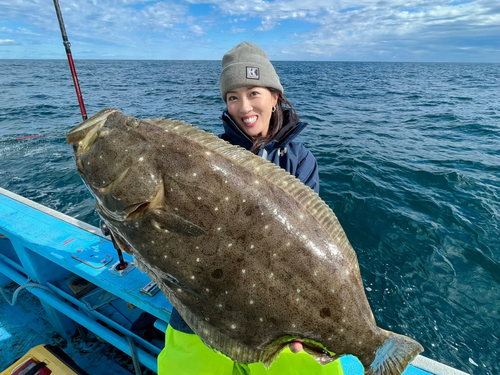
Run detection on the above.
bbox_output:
[243,116,257,124]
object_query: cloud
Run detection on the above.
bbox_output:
[0,39,19,45]
[228,26,246,34]
[1,0,499,61]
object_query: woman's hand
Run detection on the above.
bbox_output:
[289,339,303,353]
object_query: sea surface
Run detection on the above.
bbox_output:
[0,60,499,374]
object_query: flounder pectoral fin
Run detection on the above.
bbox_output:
[150,209,205,237]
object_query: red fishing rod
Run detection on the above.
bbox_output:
[53,0,87,121]
[52,1,129,272]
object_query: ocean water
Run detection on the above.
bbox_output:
[0,60,499,374]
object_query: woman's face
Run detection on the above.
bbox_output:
[226,86,279,139]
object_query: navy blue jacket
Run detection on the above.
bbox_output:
[169,109,320,334]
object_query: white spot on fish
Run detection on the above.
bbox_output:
[342,318,346,323]
[328,337,332,341]
[331,289,335,294]
[273,253,277,257]
[286,242,291,247]
[177,288,182,293]
[264,225,269,230]
[175,173,179,177]
[269,272,274,278]
[162,145,165,147]
[125,149,128,152]
[242,199,246,203]
[164,255,167,259]
[297,289,300,293]
[191,275,195,280]
[193,173,197,177]
[205,317,209,322]
[346,270,350,276]
[139,157,144,162]
[99,155,102,159]
[259,318,263,322]
[292,324,296,328]
[225,196,229,201]
[241,269,246,274]
[314,270,318,276]
[299,214,304,219]
[189,154,192,157]
[206,288,210,292]
[217,227,222,231]
[296,298,300,302]
[195,246,199,249]
[252,284,256,287]
[198,197,202,200]
[87,162,90,165]
[228,243,232,247]
[255,180,259,184]
[340,328,344,333]
[358,341,363,346]
[250,300,254,304]
[215,207,219,211]
[196,258,200,262]
[205,151,211,155]
[225,291,228,294]
[174,208,178,211]
[250,245,255,249]
[151,240,155,244]
[218,303,223,308]
[343,306,346,310]
[231,324,236,329]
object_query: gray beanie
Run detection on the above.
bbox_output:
[219,41,283,101]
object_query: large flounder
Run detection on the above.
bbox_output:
[67,109,423,374]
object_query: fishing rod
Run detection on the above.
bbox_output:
[53,1,129,272]
[53,0,87,121]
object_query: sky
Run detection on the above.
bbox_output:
[0,0,499,62]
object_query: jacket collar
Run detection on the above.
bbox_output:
[221,109,308,151]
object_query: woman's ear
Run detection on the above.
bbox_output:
[272,92,279,107]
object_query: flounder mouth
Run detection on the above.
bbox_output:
[66,108,119,153]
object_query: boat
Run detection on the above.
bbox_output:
[0,186,470,374]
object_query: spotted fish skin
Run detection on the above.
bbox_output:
[67,109,423,373]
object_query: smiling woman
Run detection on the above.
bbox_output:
[157,41,337,375]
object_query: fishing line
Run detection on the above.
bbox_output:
[80,61,116,106]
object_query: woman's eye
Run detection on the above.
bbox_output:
[251,91,260,96]
[228,96,237,101]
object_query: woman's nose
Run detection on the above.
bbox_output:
[240,97,252,114]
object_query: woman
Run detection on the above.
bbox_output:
[158,42,343,375]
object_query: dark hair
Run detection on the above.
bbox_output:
[250,89,298,154]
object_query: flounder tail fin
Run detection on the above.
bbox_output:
[365,333,423,375]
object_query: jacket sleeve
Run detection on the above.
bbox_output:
[295,144,320,194]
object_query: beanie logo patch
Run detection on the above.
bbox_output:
[246,67,260,80]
